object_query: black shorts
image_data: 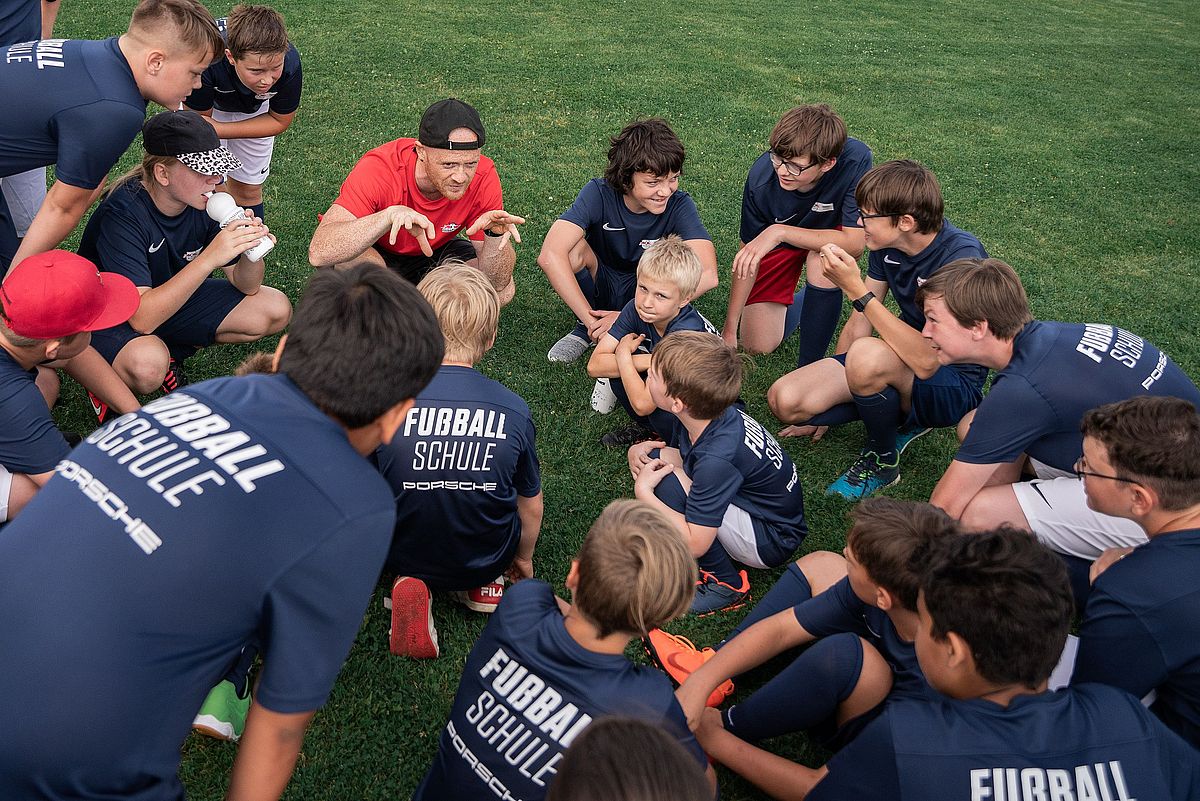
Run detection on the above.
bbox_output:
[91,279,245,363]
[376,238,478,284]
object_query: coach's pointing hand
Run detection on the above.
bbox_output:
[466,210,526,249]
[385,205,436,256]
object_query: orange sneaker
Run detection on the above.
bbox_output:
[389,577,439,658]
[644,628,734,707]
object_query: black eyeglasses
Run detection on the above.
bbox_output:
[1073,456,1140,484]
[769,152,820,177]
[858,211,895,222]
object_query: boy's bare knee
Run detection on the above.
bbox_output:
[844,338,894,393]
[258,287,292,334]
[117,342,170,395]
[796,550,847,595]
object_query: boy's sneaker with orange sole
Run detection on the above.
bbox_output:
[644,629,734,707]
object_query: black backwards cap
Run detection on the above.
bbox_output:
[418,98,486,150]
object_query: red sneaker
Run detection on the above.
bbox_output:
[451,576,505,613]
[86,391,110,424]
[389,577,439,658]
[644,628,734,707]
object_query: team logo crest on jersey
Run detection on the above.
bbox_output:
[182,248,202,262]
[254,91,277,101]
[916,275,929,286]
[441,223,460,233]
[639,238,658,250]
[811,202,835,212]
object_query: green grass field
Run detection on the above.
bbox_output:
[48,0,1200,798]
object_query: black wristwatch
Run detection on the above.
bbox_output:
[484,228,503,238]
[852,291,876,313]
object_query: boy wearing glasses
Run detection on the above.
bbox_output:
[722,103,871,360]
[768,160,988,499]
[1071,396,1200,749]
[919,259,1200,565]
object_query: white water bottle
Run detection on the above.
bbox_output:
[205,193,275,262]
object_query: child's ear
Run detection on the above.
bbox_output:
[564,560,580,592]
[270,334,287,372]
[874,585,894,611]
[946,630,973,672]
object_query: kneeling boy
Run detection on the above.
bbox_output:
[586,235,718,447]
[413,499,713,800]
[629,332,807,614]
[379,262,542,658]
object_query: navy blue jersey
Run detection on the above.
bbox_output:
[184,17,302,116]
[739,137,872,244]
[957,321,1200,471]
[0,38,145,187]
[675,406,806,546]
[78,179,223,289]
[375,366,540,589]
[0,375,396,800]
[867,219,987,329]
[1074,528,1200,748]
[608,301,718,350]
[0,0,40,47]
[0,349,68,474]
[559,178,710,275]
[794,577,930,701]
[809,685,1200,800]
[414,579,704,801]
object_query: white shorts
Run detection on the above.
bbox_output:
[212,107,275,186]
[1012,476,1147,560]
[0,462,13,523]
[716,503,769,569]
[1,167,47,235]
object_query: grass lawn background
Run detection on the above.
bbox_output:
[48,0,1200,798]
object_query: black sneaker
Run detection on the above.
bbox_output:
[599,422,656,448]
[161,359,188,394]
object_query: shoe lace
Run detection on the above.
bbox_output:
[844,451,885,488]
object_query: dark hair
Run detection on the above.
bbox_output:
[604,119,686,195]
[847,499,959,611]
[768,104,847,163]
[917,529,1073,688]
[916,258,1033,341]
[278,267,443,428]
[225,4,289,58]
[651,332,741,420]
[546,717,710,801]
[855,159,945,234]
[1081,396,1200,510]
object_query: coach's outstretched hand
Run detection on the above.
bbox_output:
[466,209,526,249]
[384,205,436,256]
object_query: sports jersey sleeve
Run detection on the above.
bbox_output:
[739,168,772,243]
[89,206,154,288]
[494,578,559,633]
[0,373,70,474]
[663,697,709,768]
[807,711,901,800]
[607,302,642,341]
[52,102,146,189]
[254,507,394,713]
[559,180,602,231]
[955,376,1057,465]
[684,454,744,528]
[669,194,712,241]
[332,151,393,220]
[514,416,541,497]
[793,578,870,638]
[267,53,303,114]
[866,251,886,282]
[1073,589,1166,699]
[1155,717,1200,798]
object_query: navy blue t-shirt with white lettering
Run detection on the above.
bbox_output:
[0,348,69,475]
[0,374,396,801]
[0,38,145,187]
[1074,527,1200,749]
[794,577,930,701]
[0,0,40,47]
[78,178,223,289]
[674,405,807,564]
[184,17,302,116]
[559,178,710,276]
[739,137,872,244]
[414,579,704,801]
[376,365,540,589]
[957,321,1200,471]
[808,685,1200,800]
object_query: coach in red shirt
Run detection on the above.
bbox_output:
[309,98,524,304]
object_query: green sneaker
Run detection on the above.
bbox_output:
[193,679,250,742]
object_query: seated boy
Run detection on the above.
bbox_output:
[379,262,542,658]
[723,104,871,361]
[184,3,302,221]
[695,529,1200,800]
[539,118,717,363]
[664,499,955,752]
[629,332,807,614]
[769,160,989,499]
[0,250,140,521]
[77,110,292,420]
[586,235,719,447]
[921,259,1200,560]
[412,499,714,799]
[1071,396,1200,748]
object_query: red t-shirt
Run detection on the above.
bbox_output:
[332,137,503,256]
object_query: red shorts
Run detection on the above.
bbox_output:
[746,247,808,306]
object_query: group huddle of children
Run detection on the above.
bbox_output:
[0,1,1197,800]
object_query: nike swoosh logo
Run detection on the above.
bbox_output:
[884,255,901,264]
[774,214,796,224]
[602,223,625,231]
[214,88,236,93]
[148,239,165,253]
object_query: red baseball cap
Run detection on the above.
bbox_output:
[0,250,141,339]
